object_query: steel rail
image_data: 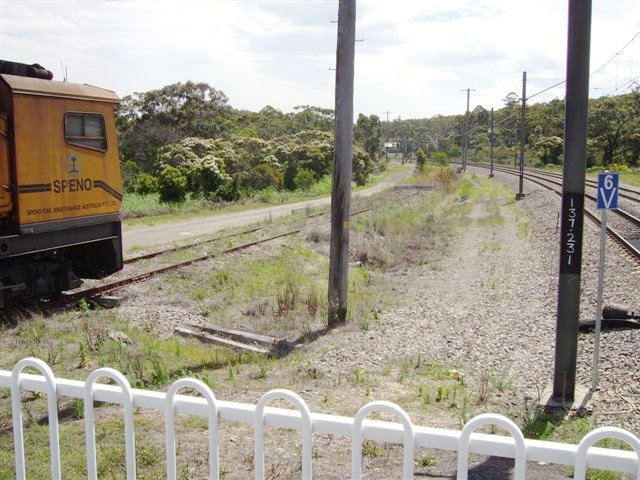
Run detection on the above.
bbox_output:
[469,163,640,263]
[124,189,403,265]
[55,190,421,307]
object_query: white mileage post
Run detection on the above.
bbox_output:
[592,171,619,392]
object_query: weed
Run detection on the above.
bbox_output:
[306,286,319,317]
[359,317,371,331]
[415,454,437,467]
[150,359,169,387]
[490,363,513,393]
[78,341,89,368]
[362,440,385,458]
[458,393,472,426]
[77,298,93,312]
[276,281,299,316]
[312,448,322,460]
[398,357,412,383]
[258,362,268,379]
[477,370,490,403]
[352,367,367,385]
[436,385,450,402]
[72,398,84,419]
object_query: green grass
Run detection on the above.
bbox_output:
[121,162,410,228]
[5,164,628,478]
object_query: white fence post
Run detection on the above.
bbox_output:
[574,427,640,480]
[457,413,527,480]
[351,400,415,479]
[165,378,219,480]
[84,367,136,480]
[11,357,61,480]
[254,389,313,479]
[2,359,640,479]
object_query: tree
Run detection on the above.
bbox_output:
[433,151,449,166]
[416,148,426,172]
[352,145,374,185]
[159,138,231,196]
[294,168,316,191]
[158,165,188,203]
[589,97,631,167]
[354,114,382,161]
[535,136,564,165]
[117,82,231,171]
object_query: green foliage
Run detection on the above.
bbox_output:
[121,159,139,192]
[117,81,230,171]
[416,148,427,172]
[432,151,449,166]
[294,167,316,191]
[158,165,188,203]
[246,161,284,191]
[354,113,382,160]
[132,172,158,195]
[352,144,374,186]
[535,136,564,165]
[159,138,231,196]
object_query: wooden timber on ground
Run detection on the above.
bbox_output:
[175,323,294,356]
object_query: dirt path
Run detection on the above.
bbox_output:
[122,168,412,253]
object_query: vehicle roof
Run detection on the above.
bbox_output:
[0,74,119,103]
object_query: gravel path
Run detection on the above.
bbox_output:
[310,169,640,423]
[50,169,640,478]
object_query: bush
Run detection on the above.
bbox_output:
[245,162,284,191]
[294,168,316,191]
[133,172,158,195]
[215,178,242,201]
[121,159,140,192]
[158,165,188,203]
[416,148,426,172]
[608,162,631,172]
[353,145,374,186]
[432,151,449,166]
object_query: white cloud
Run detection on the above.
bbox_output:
[1,0,638,118]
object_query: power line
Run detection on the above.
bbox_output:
[494,110,520,127]
[590,30,640,78]
[607,73,640,96]
[523,30,640,102]
[527,79,566,101]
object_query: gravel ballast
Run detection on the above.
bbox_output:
[5,169,639,479]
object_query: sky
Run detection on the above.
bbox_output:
[1,0,639,119]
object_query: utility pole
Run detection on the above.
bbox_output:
[384,110,391,162]
[328,0,356,328]
[489,108,494,178]
[460,88,475,170]
[516,72,527,200]
[552,0,591,405]
[402,132,408,163]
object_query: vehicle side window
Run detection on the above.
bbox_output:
[64,112,107,151]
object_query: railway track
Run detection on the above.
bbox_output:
[53,189,422,309]
[468,162,640,264]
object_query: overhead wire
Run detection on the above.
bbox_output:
[607,73,640,96]
[590,30,640,79]
[526,79,566,101]
[521,30,640,102]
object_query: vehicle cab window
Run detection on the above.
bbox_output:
[64,112,107,151]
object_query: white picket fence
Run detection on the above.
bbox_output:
[2,357,640,479]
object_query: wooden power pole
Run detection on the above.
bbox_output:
[328,0,356,328]
[552,0,592,404]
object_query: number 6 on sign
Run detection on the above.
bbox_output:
[597,172,619,210]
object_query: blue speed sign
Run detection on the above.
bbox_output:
[597,172,619,210]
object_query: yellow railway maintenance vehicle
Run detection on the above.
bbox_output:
[0,60,123,306]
